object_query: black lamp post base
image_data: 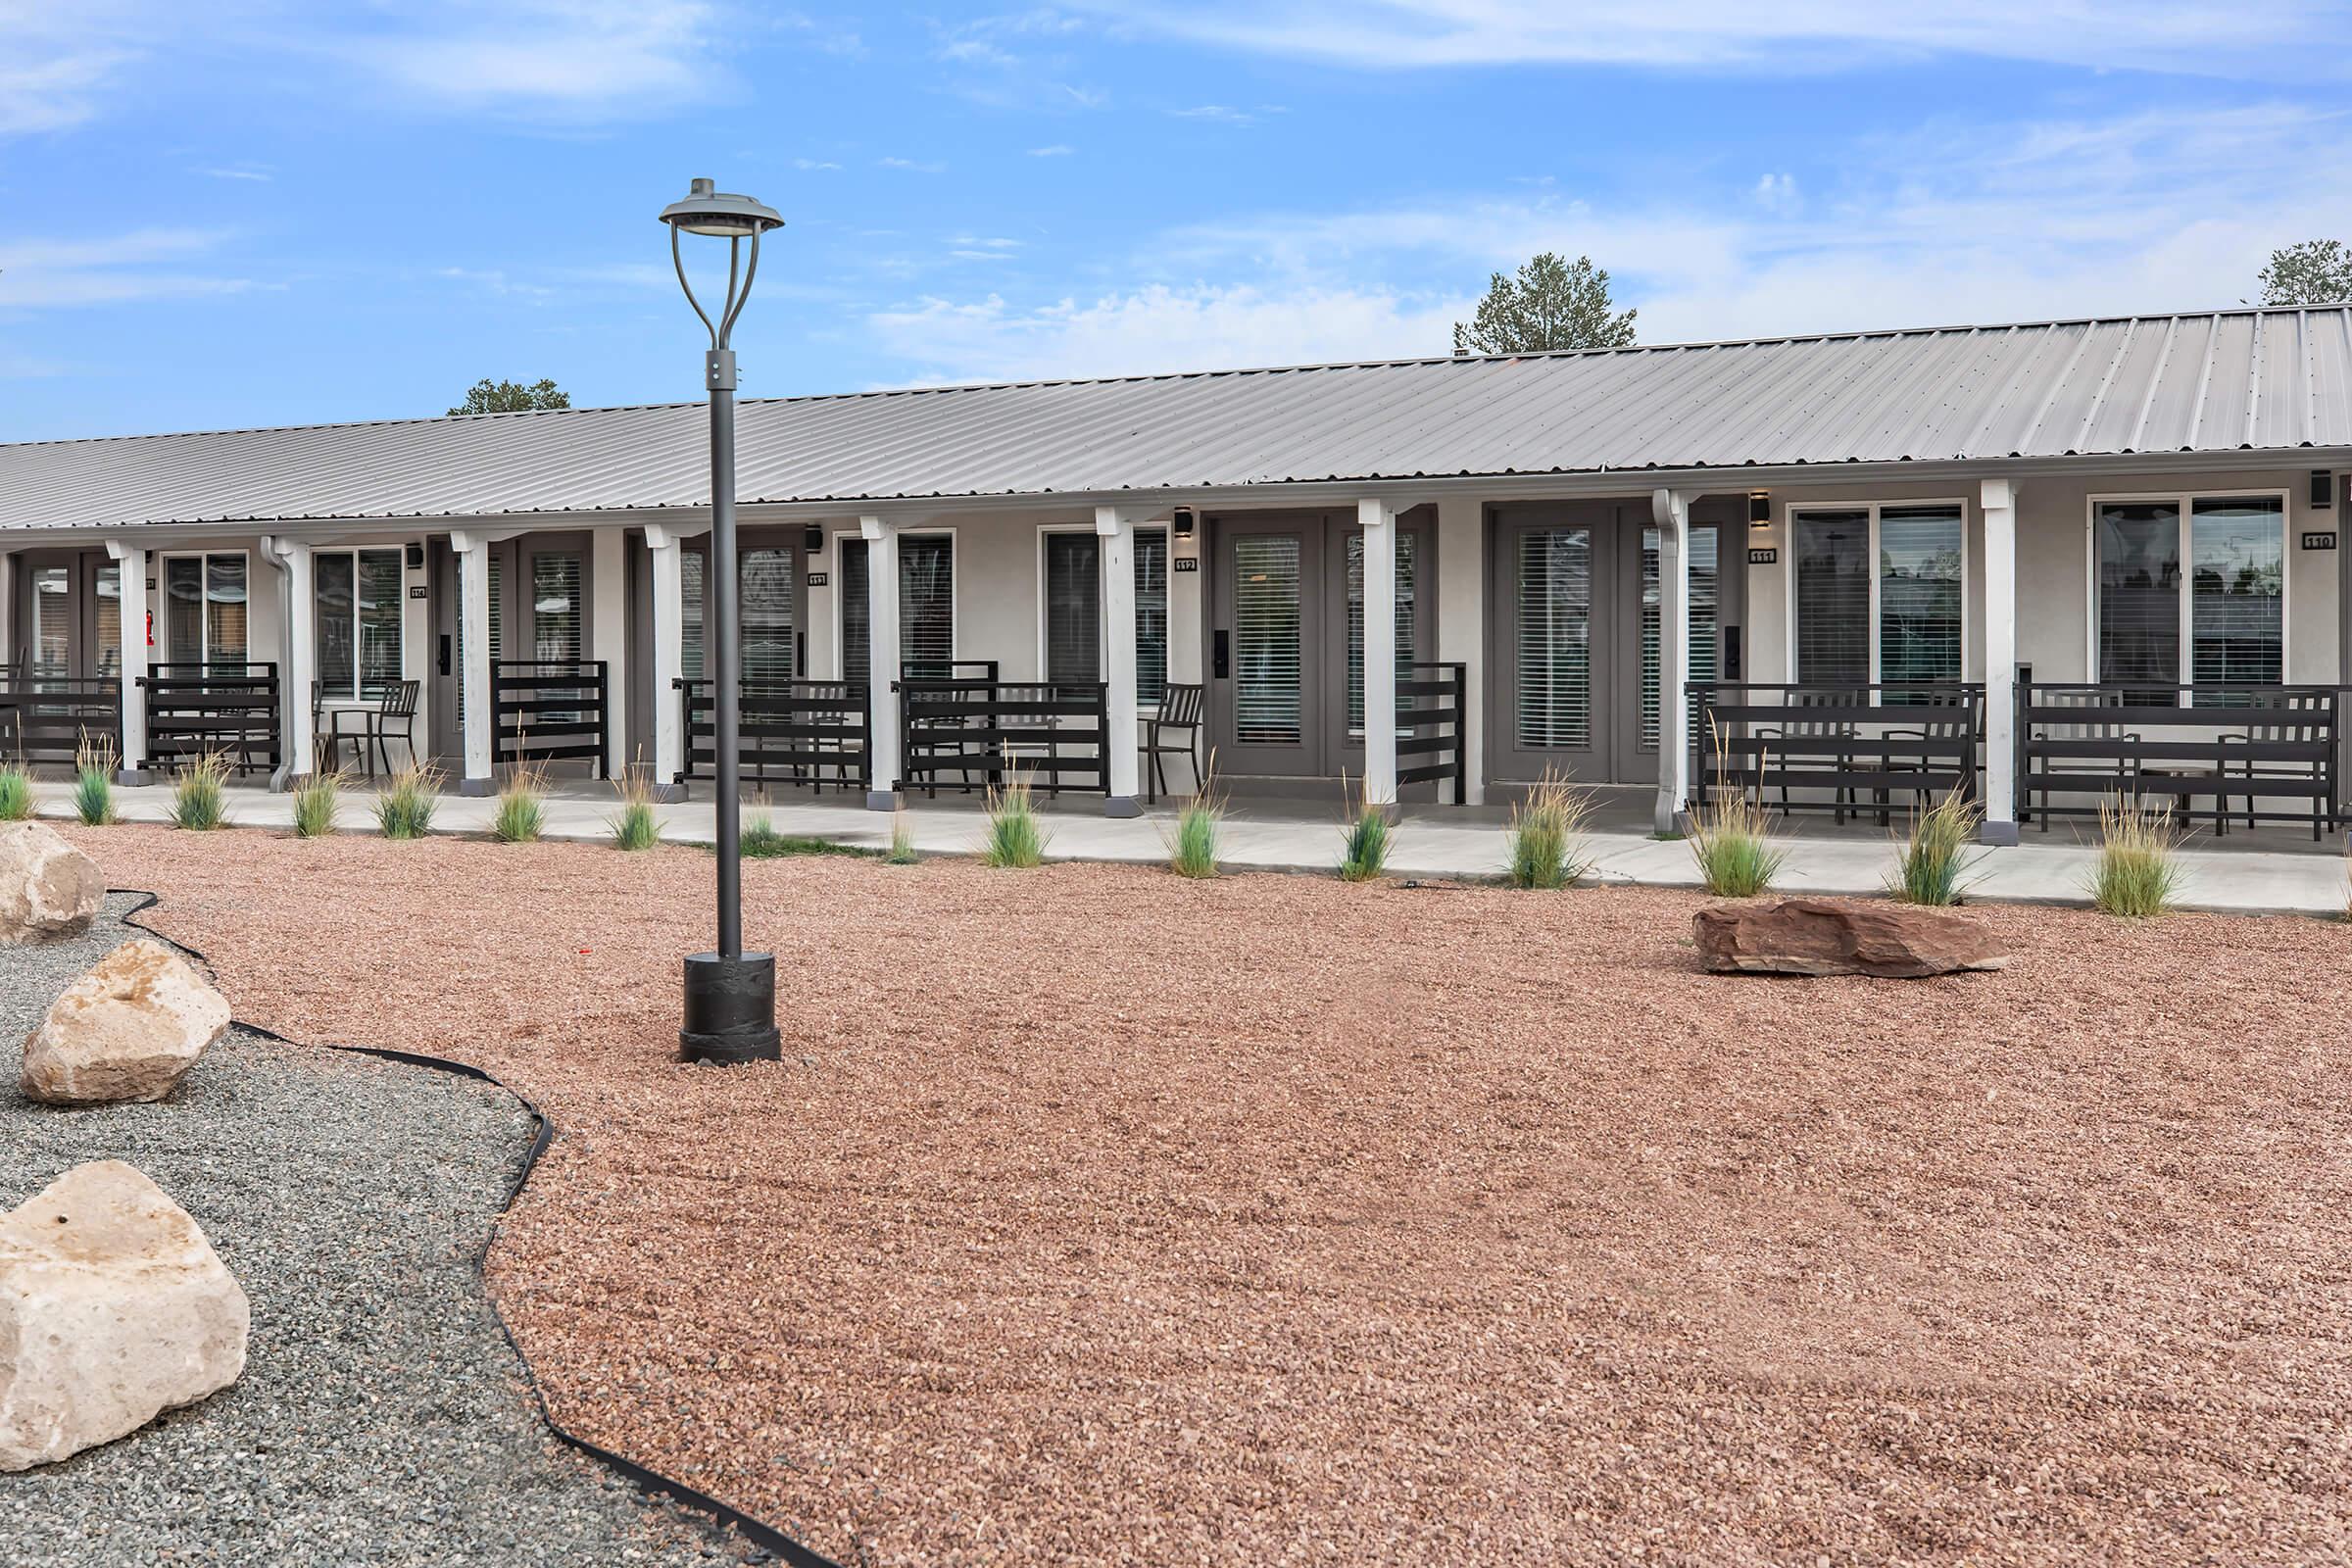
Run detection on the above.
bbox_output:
[679,952,781,1064]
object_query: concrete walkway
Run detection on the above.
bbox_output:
[24,777,2350,918]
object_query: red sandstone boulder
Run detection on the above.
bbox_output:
[1692,899,2009,978]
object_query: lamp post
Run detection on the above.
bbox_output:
[661,176,785,1066]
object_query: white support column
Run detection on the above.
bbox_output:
[645,523,686,798]
[1359,498,1398,808]
[861,515,902,810]
[1649,488,1697,835]
[451,529,495,796]
[591,525,628,780]
[1981,477,2020,844]
[1096,505,1150,816]
[105,540,151,783]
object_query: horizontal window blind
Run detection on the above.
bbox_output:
[2097,502,2181,691]
[680,550,706,681]
[1638,527,1719,751]
[841,534,955,679]
[207,555,248,664]
[1515,527,1592,750]
[1044,532,1100,685]
[531,554,582,662]
[317,553,356,700]
[1793,510,1869,686]
[94,566,119,677]
[1878,504,1963,685]
[1233,534,1302,744]
[1136,528,1169,706]
[31,568,69,677]
[740,547,796,683]
[1345,531,1418,732]
[2189,497,2283,686]
[358,550,403,693]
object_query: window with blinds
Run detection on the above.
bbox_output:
[740,547,796,683]
[31,568,70,678]
[680,550,706,681]
[1233,535,1302,744]
[1345,530,1416,732]
[167,554,249,667]
[1792,509,1870,685]
[1878,504,1963,685]
[841,533,955,680]
[2189,496,2283,686]
[531,554,581,662]
[455,550,503,727]
[1638,527,1719,751]
[1514,527,1592,749]
[2096,502,2182,692]
[94,565,121,677]
[318,548,403,700]
[1136,527,1168,706]
[1043,532,1100,684]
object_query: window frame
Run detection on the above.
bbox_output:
[313,544,407,704]
[833,525,959,681]
[1032,521,1174,706]
[2083,488,2292,689]
[1783,497,1972,685]
[157,549,251,667]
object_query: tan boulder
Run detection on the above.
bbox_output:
[0,821,103,946]
[1693,899,2011,978]
[0,1160,248,1470]
[21,939,230,1106]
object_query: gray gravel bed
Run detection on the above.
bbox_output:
[1,896,767,1567]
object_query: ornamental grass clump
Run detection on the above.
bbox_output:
[168,750,231,832]
[1887,786,1983,906]
[72,736,118,827]
[2090,795,2184,918]
[490,764,547,844]
[886,808,919,866]
[739,808,877,859]
[1165,756,1225,879]
[609,768,662,852]
[1686,726,1785,898]
[1337,776,1392,883]
[981,768,1047,869]
[374,763,441,841]
[1504,769,1592,890]
[0,764,30,822]
[291,770,343,839]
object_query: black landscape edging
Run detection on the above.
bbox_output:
[116,891,844,1568]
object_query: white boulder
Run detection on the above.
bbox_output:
[0,1160,249,1470]
[21,939,230,1106]
[0,821,102,946]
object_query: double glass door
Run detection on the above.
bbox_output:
[12,550,121,685]
[1208,510,1431,783]
[1490,500,1738,786]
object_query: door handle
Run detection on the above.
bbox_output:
[1723,624,1742,680]
[1212,629,1230,680]
[438,634,452,677]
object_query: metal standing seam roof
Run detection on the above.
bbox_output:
[6,305,2352,531]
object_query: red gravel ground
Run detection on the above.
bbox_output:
[65,825,2352,1566]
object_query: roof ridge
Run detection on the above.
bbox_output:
[8,303,2351,453]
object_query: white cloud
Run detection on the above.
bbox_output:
[1028,143,1075,157]
[878,156,948,172]
[1076,0,2349,77]
[0,2,145,134]
[793,157,843,172]
[196,165,272,182]
[0,229,257,308]
[341,0,722,115]
[1168,103,1280,125]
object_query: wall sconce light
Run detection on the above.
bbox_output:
[2311,469,2333,510]
[405,542,425,570]
[1172,506,1197,540]
[1747,491,1771,528]
[804,524,825,552]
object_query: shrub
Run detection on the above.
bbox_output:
[1687,725,1785,897]
[1887,786,1983,906]
[2090,795,2183,918]
[609,768,662,852]
[1165,757,1224,879]
[739,810,878,858]
[1504,770,1592,890]
[1337,776,1392,883]
[73,736,118,827]
[292,771,343,839]
[886,808,919,866]
[374,764,441,841]
[0,764,30,822]
[981,770,1047,868]
[168,750,231,831]
[490,765,546,844]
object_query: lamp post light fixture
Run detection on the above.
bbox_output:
[661,176,785,1066]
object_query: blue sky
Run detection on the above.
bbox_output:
[3,2,2349,440]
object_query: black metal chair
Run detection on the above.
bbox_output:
[1753,687,1859,822]
[2033,688,2142,831]
[1145,682,1203,804]
[1877,688,1979,822]
[2220,691,2333,840]
[321,679,419,778]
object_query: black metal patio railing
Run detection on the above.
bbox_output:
[140,662,280,777]
[0,665,122,772]
[1690,681,1985,822]
[2019,682,2340,839]
[493,660,608,774]
[1397,660,1468,803]
[900,669,1108,797]
[674,677,869,792]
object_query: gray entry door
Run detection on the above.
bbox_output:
[1489,501,1625,785]
[1612,508,1740,787]
[1210,513,1329,780]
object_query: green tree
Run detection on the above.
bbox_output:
[2257,239,2352,306]
[448,377,571,416]
[1452,253,1636,356]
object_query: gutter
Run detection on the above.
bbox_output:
[256,535,296,792]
